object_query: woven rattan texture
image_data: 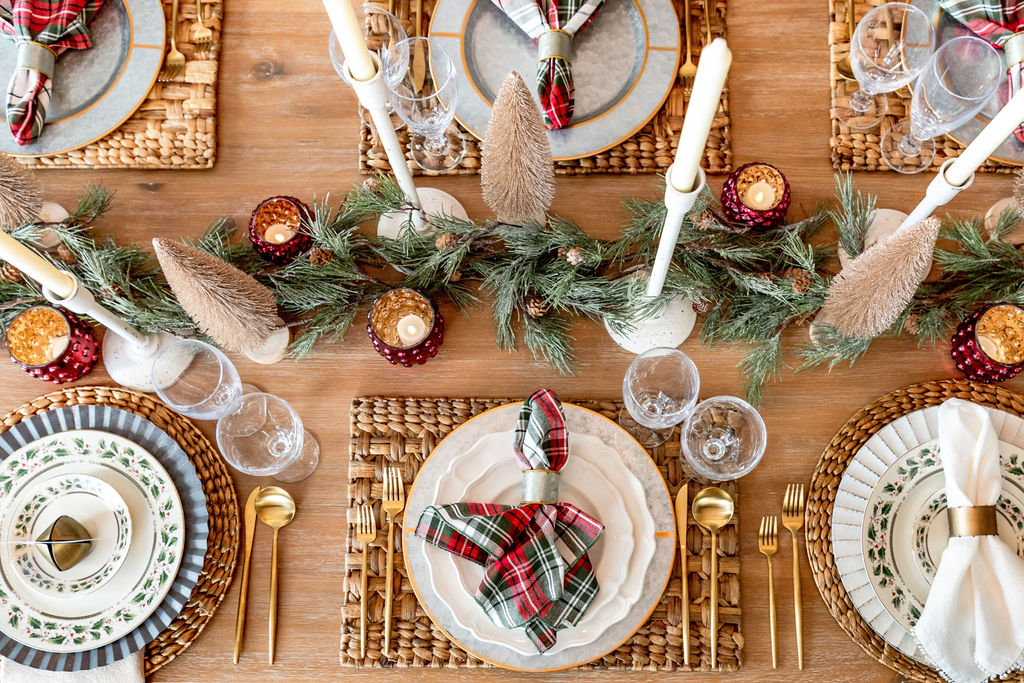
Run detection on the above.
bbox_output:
[807,379,1024,682]
[341,396,742,671]
[359,0,731,176]
[828,0,1014,173]
[0,385,240,676]
[17,0,220,169]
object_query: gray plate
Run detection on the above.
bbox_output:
[0,406,208,672]
[913,0,1024,166]
[0,0,165,156]
[404,402,675,671]
[429,0,680,160]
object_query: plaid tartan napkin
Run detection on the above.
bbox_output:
[415,389,604,652]
[935,0,1024,142]
[489,0,604,130]
[0,0,105,145]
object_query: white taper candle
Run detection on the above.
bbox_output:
[946,88,1024,186]
[321,0,375,81]
[0,230,74,298]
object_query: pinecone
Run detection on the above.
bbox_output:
[449,270,462,283]
[435,232,458,251]
[99,283,123,300]
[524,296,547,319]
[783,268,813,294]
[903,313,920,336]
[693,210,717,231]
[793,313,812,327]
[0,262,21,283]
[55,244,75,265]
[308,246,335,266]
[692,298,711,315]
[752,271,774,282]
[362,176,383,193]
[558,246,584,266]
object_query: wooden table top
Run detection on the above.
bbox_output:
[6,0,1020,680]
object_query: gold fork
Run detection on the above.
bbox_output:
[782,483,806,670]
[758,515,779,669]
[677,0,697,91]
[158,0,184,81]
[381,467,405,657]
[192,0,213,56]
[354,504,377,659]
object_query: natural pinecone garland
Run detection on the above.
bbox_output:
[308,247,334,266]
[55,244,75,265]
[558,246,584,265]
[903,313,920,336]
[693,210,717,231]
[783,268,813,294]
[0,262,21,283]
[692,298,711,314]
[435,232,458,251]
[524,296,547,318]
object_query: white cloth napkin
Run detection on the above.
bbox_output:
[0,650,143,683]
[914,398,1024,683]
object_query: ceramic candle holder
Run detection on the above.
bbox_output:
[367,288,444,366]
[720,162,791,229]
[6,305,99,384]
[951,303,1024,383]
[249,196,313,265]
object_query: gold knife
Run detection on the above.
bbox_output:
[233,486,261,663]
[411,0,426,93]
[673,485,690,666]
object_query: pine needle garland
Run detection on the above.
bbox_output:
[153,238,280,352]
[0,152,41,228]
[480,72,555,224]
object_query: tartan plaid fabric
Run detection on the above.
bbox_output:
[489,0,605,130]
[415,389,604,652]
[0,0,104,145]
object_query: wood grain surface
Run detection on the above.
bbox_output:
[7,0,1021,680]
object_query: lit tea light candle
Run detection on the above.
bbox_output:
[7,306,70,366]
[742,181,776,211]
[397,314,428,346]
[720,162,791,229]
[952,303,1024,383]
[249,196,313,265]
[264,223,296,245]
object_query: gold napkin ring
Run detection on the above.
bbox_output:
[521,469,560,504]
[537,29,572,65]
[16,41,56,79]
[947,505,997,537]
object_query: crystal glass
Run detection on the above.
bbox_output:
[836,3,934,129]
[152,339,319,481]
[386,37,465,171]
[681,396,766,481]
[620,347,700,448]
[881,36,1001,173]
[328,6,409,129]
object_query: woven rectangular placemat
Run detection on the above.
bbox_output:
[828,0,1012,173]
[17,0,219,169]
[341,396,742,671]
[359,0,731,176]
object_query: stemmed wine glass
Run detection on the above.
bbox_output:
[328,5,409,129]
[151,339,319,482]
[386,37,465,172]
[881,36,1001,173]
[680,396,766,481]
[620,347,700,448]
[836,2,934,130]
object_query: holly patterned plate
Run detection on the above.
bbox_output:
[0,430,184,652]
[6,473,132,599]
[832,405,1024,663]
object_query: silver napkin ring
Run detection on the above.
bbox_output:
[16,42,56,79]
[537,29,572,65]
[947,505,997,537]
[1005,33,1024,69]
[521,469,560,504]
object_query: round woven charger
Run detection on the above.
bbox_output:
[807,379,1024,682]
[0,386,240,676]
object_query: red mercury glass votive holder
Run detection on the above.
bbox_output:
[249,196,314,265]
[951,303,1024,383]
[6,306,100,384]
[366,288,445,367]
[720,162,791,229]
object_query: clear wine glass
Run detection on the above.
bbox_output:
[881,36,1001,173]
[386,37,465,172]
[328,6,409,130]
[620,347,700,449]
[680,396,766,481]
[151,339,319,482]
[836,2,934,130]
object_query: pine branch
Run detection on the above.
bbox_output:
[829,173,874,260]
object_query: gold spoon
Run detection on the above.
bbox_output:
[836,0,856,80]
[692,487,735,669]
[255,486,296,665]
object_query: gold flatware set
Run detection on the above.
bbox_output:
[678,0,717,91]
[159,0,218,82]
[759,483,806,670]
[233,485,297,665]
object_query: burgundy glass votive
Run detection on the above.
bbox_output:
[6,306,99,384]
[366,288,444,367]
[720,162,791,229]
[249,196,313,265]
[951,304,1024,383]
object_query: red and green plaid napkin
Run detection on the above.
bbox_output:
[415,389,604,652]
[489,0,604,130]
[0,0,105,145]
